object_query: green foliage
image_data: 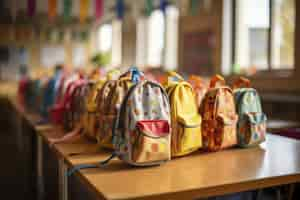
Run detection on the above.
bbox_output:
[91,52,111,68]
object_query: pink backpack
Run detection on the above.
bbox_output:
[50,79,84,126]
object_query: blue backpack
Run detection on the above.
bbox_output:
[40,71,62,120]
[233,77,267,147]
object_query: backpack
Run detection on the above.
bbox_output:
[50,79,83,126]
[82,70,121,141]
[81,80,105,141]
[233,77,267,147]
[113,80,171,165]
[165,72,202,157]
[64,79,88,131]
[188,75,207,111]
[24,79,42,113]
[201,75,238,151]
[40,77,56,119]
[96,68,141,149]
[18,77,30,109]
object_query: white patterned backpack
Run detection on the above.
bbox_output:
[113,80,171,166]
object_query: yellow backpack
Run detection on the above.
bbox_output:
[82,69,121,142]
[165,72,202,157]
[82,79,106,141]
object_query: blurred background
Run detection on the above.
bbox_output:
[0,0,298,120]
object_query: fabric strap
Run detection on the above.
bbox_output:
[67,152,117,177]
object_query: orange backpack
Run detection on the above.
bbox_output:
[200,75,238,151]
[188,75,207,111]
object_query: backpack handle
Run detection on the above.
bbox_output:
[130,67,144,83]
[107,69,120,80]
[188,75,203,88]
[209,74,225,88]
[119,67,144,83]
[233,77,251,89]
[167,71,184,81]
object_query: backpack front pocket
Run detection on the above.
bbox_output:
[238,112,267,147]
[175,115,202,156]
[216,114,238,149]
[99,114,116,148]
[132,120,170,164]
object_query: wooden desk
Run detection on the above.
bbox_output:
[48,134,300,200]
[7,97,300,200]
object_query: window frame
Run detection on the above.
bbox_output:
[231,0,296,77]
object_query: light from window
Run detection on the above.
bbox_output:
[165,5,179,70]
[234,0,295,75]
[234,0,270,74]
[271,0,295,69]
[97,24,112,53]
[41,46,65,68]
[136,17,148,68]
[147,10,165,67]
[73,44,86,68]
[111,20,122,67]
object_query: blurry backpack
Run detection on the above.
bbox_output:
[165,72,202,157]
[40,70,64,120]
[50,79,83,127]
[233,77,267,147]
[18,77,30,109]
[201,75,238,151]
[24,79,42,113]
[40,77,56,119]
[64,80,88,131]
[96,68,141,149]
[188,75,207,111]
[113,80,171,165]
[82,70,120,141]
[81,80,104,141]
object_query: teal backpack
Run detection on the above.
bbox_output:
[233,77,267,147]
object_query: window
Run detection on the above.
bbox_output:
[41,46,65,68]
[97,24,112,53]
[136,17,148,68]
[232,0,295,75]
[72,44,86,68]
[96,23,117,68]
[111,20,122,67]
[271,0,295,69]
[164,5,179,70]
[147,9,165,67]
[138,6,179,69]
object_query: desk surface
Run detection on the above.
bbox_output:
[44,133,300,200]
[5,86,300,199]
[11,99,299,200]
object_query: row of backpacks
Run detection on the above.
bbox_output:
[18,67,267,168]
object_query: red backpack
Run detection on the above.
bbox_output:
[64,80,89,131]
[50,79,84,126]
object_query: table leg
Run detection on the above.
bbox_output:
[255,189,263,200]
[288,184,295,200]
[59,158,68,200]
[37,134,44,200]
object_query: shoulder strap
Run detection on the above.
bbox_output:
[209,74,225,88]
[67,152,117,177]
[233,77,251,90]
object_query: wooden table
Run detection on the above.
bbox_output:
[47,134,299,200]
[7,96,300,200]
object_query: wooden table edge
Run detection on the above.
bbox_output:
[6,98,300,200]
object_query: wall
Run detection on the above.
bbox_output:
[0,24,95,79]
